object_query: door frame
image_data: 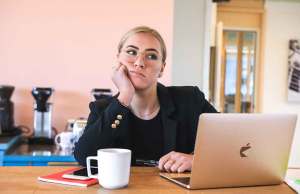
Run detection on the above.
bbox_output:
[220,27,261,113]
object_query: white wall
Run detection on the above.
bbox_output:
[172,0,214,96]
[263,0,300,167]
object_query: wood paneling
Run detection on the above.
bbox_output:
[217,0,265,112]
[218,0,264,10]
[217,11,262,29]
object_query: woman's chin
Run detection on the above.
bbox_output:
[129,76,157,91]
[132,82,148,90]
[132,81,158,92]
[129,77,146,89]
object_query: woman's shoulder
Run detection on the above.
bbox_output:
[157,83,207,105]
[89,96,114,112]
[158,83,217,113]
[160,84,205,99]
[167,85,201,93]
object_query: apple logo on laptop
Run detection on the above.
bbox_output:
[240,143,251,157]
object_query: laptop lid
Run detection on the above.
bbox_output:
[188,113,297,189]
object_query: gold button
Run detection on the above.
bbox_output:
[114,120,120,125]
[117,114,123,120]
[111,123,117,129]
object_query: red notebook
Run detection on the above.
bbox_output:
[38,168,98,187]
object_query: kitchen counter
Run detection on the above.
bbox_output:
[0,136,77,166]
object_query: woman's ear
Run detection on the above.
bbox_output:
[158,63,166,78]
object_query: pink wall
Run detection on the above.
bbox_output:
[0,0,173,133]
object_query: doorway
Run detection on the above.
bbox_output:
[220,30,257,113]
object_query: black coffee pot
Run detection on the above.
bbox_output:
[91,88,112,100]
[0,85,15,135]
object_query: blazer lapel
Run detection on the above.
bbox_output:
[157,83,177,155]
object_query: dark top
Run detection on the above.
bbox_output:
[131,111,164,161]
[74,83,218,166]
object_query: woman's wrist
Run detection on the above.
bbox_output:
[117,93,132,107]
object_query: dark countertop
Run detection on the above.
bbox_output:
[6,137,74,156]
[2,137,76,165]
[0,135,21,150]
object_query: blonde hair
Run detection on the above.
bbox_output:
[118,26,167,63]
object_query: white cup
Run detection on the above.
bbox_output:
[86,148,131,189]
[66,119,76,131]
[54,131,75,149]
[72,119,87,141]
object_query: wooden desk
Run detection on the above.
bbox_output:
[0,167,298,194]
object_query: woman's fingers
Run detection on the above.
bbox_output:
[170,159,183,172]
[158,151,174,170]
[119,63,129,74]
[111,62,135,105]
[163,159,175,172]
[158,151,193,173]
[113,62,122,71]
[177,162,190,173]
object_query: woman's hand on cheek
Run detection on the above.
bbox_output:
[112,63,135,106]
[158,151,193,173]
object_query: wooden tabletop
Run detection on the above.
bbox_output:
[0,166,298,194]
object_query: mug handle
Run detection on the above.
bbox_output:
[54,134,61,145]
[86,156,98,179]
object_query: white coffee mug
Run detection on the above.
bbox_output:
[86,148,131,189]
[54,131,75,149]
[73,119,87,141]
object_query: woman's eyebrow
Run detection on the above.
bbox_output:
[126,45,139,50]
[126,45,159,54]
[146,48,159,54]
[145,48,159,53]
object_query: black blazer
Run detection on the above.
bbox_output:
[74,83,217,166]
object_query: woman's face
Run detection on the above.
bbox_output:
[117,32,165,90]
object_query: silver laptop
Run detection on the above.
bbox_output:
[160,113,297,189]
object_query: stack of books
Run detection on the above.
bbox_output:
[38,168,98,187]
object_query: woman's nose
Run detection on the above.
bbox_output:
[134,54,145,68]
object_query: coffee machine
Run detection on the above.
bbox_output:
[31,87,54,142]
[91,88,112,100]
[0,85,16,135]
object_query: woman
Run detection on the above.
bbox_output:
[74,26,217,173]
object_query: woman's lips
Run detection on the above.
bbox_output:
[129,71,146,78]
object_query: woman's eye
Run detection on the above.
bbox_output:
[146,53,158,60]
[126,50,137,56]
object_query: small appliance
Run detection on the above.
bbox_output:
[0,85,16,135]
[91,88,112,100]
[31,87,54,142]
